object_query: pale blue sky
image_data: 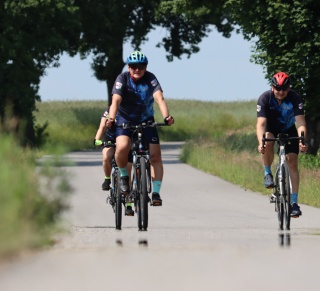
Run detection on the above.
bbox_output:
[39,27,269,102]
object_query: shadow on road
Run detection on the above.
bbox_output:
[279,233,291,247]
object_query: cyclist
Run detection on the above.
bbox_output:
[94,108,134,216]
[94,107,116,191]
[256,72,308,218]
[107,51,174,207]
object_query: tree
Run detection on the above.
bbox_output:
[1,0,233,146]
[0,0,80,146]
[76,0,233,104]
[225,0,320,154]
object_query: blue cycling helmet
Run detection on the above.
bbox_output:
[126,51,148,65]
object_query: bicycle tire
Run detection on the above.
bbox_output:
[275,167,284,230]
[139,157,148,230]
[146,162,151,193]
[135,164,143,230]
[283,163,291,230]
[115,169,122,230]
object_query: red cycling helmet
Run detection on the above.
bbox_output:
[271,72,290,90]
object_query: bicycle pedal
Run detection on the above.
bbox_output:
[269,194,276,203]
[151,201,162,207]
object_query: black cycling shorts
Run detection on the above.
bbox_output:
[267,125,299,155]
[115,116,160,145]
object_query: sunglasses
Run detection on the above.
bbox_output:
[129,64,146,70]
[274,85,289,91]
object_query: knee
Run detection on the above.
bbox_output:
[287,155,298,169]
[150,153,162,164]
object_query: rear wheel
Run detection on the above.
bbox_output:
[283,163,291,230]
[115,169,122,230]
[275,167,284,230]
[139,157,148,231]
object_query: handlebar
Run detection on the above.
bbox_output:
[116,121,169,129]
[262,131,305,148]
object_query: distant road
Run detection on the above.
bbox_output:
[1,142,320,291]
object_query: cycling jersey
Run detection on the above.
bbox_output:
[257,89,304,133]
[111,71,162,123]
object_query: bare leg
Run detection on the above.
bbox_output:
[102,147,114,177]
[149,143,163,181]
[287,153,299,193]
[115,135,131,168]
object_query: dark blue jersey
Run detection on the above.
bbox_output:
[111,71,162,123]
[257,90,304,132]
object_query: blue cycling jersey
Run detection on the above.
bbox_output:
[257,90,304,132]
[111,71,162,123]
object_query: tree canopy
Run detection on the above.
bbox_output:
[76,0,233,103]
[0,0,233,146]
[0,0,80,146]
[2,0,320,154]
[225,0,320,154]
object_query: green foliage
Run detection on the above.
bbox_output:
[0,0,234,145]
[75,0,233,101]
[0,0,81,146]
[0,133,71,258]
[154,0,233,61]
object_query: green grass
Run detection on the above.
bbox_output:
[0,134,71,259]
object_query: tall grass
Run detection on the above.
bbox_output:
[0,134,71,259]
[35,100,107,152]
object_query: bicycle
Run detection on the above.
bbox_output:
[262,132,305,230]
[106,142,134,230]
[108,121,168,231]
[102,142,122,228]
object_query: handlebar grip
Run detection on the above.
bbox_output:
[300,131,305,145]
[262,133,266,147]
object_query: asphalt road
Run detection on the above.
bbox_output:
[1,142,320,291]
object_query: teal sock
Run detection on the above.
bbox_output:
[264,166,272,176]
[119,167,128,177]
[152,180,162,194]
[291,193,298,204]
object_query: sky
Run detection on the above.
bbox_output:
[39,27,269,103]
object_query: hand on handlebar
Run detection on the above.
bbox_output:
[299,141,308,153]
[258,144,266,154]
[94,139,103,146]
[164,115,174,126]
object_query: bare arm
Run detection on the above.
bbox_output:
[95,117,107,140]
[107,94,122,127]
[256,117,267,153]
[295,115,307,137]
[153,90,174,125]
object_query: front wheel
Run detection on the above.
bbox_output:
[115,169,122,230]
[275,167,284,230]
[283,163,291,230]
[138,157,148,231]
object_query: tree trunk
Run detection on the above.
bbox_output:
[305,115,320,155]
